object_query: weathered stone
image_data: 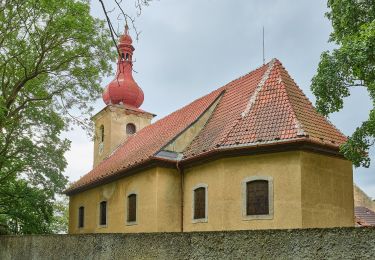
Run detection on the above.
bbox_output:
[1,228,375,259]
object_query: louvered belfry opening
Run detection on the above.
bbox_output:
[128,194,137,222]
[78,206,84,228]
[194,187,206,219]
[246,180,269,215]
[99,201,107,225]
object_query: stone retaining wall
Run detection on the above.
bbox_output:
[1,228,375,259]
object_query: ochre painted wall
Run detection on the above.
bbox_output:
[69,151,354,234]
[183,151,303,231]
[301,151,354,228]
[93,105,153,167]
[68,167,181,234]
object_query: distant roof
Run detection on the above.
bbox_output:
[355,207,375,227]
[65,59,347,195]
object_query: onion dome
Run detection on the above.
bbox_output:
[102,24,144,108]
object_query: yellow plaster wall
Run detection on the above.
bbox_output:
[155,167,182,231]
[93,109,112,167]
[70,151,354,234]
[183,151,303,231]
[93,105,153,167]
[300,152,354,228]
[68,167,181,234]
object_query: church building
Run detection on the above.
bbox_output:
[65,26,354,233]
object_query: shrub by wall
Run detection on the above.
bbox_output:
[1,228,375,259]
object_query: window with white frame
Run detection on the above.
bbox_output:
[192,184,208,223]
[242,176,273,220]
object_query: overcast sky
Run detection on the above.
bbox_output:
[63,0,375,197]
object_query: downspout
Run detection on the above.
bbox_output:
[176,160,184,232]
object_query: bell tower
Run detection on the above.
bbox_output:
[92,24,155,167]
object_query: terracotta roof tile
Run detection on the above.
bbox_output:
[67,88,224,192]
[66,59,347,194]
[355,206,375,226]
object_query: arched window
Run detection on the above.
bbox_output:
[242,176,273,220]
[125,53,130,61]
[126,123,136,135]
[121,52,125,59]
[100,125,104,142]
[192,184,208,222]
[99,201,107,226]
[78,206,84,228]
[127,193,137,223]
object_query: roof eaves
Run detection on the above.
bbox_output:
[180,138,344,168]
[64,157,175,195]
[65,137,344,195]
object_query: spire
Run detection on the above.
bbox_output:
[102,24,144,108]
[125,19,129,35]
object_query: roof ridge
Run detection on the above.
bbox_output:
[221,61,271,90]
[276,61,347,142]
[241,59,276,118]
[274,61,308,137]
[218,59,276,146]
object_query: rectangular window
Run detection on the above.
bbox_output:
[99,201,107,226]
[246,180,269,215]
[78,206,84,228]
[194,187,206,219]
[127,194,137,223]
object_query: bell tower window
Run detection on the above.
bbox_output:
[126,123,136,135]
[100,125,104,142]
[125,53,130,61]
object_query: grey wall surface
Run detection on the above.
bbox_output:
[1,228,375,259]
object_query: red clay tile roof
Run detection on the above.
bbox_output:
[67,87,224,193]
[355,207,375,226]
[65,59,347,194]
[183,59,346,158]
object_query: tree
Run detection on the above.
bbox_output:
[0,0,113,233]
[51,195,69,234]
[311,0,375,167]
[97,0,152,54]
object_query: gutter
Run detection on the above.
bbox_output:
[65,138,344,195]
[176,160,184,232]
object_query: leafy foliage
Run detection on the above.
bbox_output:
[0,0,114,233]
[311,0,375,167]
[51,195,69,234]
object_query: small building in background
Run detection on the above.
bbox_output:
[354,185,375,227]
[355,206,375,227]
